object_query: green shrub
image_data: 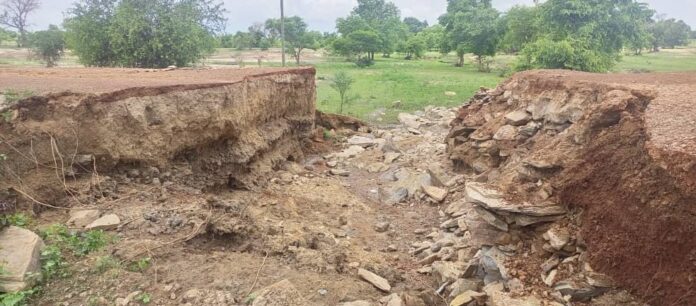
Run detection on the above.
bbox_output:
[354,57,374,68]
[516,38,616,73]
[29,25,66,67]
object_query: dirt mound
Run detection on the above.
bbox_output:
[446,70,696,305]
[0,67,316,210]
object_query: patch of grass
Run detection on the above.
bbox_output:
[40,224,115,256]
[0,213,31,228]
[127,257,151,273]
[135,292,151,305]
[93,255,121,274]
[615,48,696,72]
[313,54,504,122]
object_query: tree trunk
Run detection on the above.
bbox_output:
[457,53,464,67]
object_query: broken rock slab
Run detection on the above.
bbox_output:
[0,226,45,292]
[450,290,486,306]
[67,209,101,228]
[423,186,448,202]
[85,214,121,231]
[251,279,306,306]
[358,268,391,292]
[465,182,566,221]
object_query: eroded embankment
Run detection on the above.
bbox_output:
[0,68,316,210]
[447,70,696,305]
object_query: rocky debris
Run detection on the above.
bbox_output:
[398,113,422,129]
[449,290,485,306]
[358,268,391,292]
[330,169,351,177]
[465,183,565,227]
[484,282,542,306]
[347,135,377,148]
[0,226,45,292]
[251,279,306,306]
[504,110,531,126]
[374,221,391,233]
[338,301,374,306]
[85,214,121,231]
[544,228,570,250]
[423,186,447,202]
[67,209,101,228]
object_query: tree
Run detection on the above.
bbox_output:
[516,0,657,72]
[29,25,65,67]
[0,27,16,45]
[64,0,118,66]
[440,0,501,70]
[403,17,427,33]
[650,18,692,50]
[265,16,320,65]
[0,0,40,47]
[419,25,444,51]
[337,0,407,59]
[64,0,226,68]
[401,35,426,59]
[330,71,354,114]
[499,5,540,54]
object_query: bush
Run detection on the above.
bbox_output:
[516,38,616,73]
[354,57,374,68]
[29,26,65,67]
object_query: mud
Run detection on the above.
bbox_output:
[447,70,696,305]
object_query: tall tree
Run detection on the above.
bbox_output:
[403,17,428,33]
[265,16,320,65]
[517,0,658,72]
[337,0,407,59]
[440,0,501,70]
[499,5,540,54]
[0,0,40,47]
[650,18,692,50]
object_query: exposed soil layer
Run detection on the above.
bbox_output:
[447,70,696,306]
[0,67,316,208]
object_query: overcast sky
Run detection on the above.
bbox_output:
[27,0,696,33]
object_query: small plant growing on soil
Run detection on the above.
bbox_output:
[93,256,121,274]
[128,257,152,273]
[135,292,151,304]
[40,224,114,256]
[330,71,356,114]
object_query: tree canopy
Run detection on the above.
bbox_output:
[29,24,65,67]
[440,0,501,70]
[64,0,226,68]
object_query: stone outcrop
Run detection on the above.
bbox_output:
[446,70,696,306]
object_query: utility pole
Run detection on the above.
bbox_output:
[280,0,286,67]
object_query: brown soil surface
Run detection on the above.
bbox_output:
[0,67,314,94]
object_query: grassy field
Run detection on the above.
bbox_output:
[313,54,504,121]
[2,43,696,122]
[614,46,696,72]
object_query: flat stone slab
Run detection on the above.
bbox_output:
[358,268,391,292]
[465,183,566,217]
[0,226,45,292]
[85,214,121,231]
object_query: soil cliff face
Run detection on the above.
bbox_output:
[0,68,316,207]
[447,70,696,305]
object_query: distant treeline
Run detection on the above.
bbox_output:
[1,0,694,70]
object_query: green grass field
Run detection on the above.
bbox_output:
[313,55,503,121]
[614,47,696,72]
